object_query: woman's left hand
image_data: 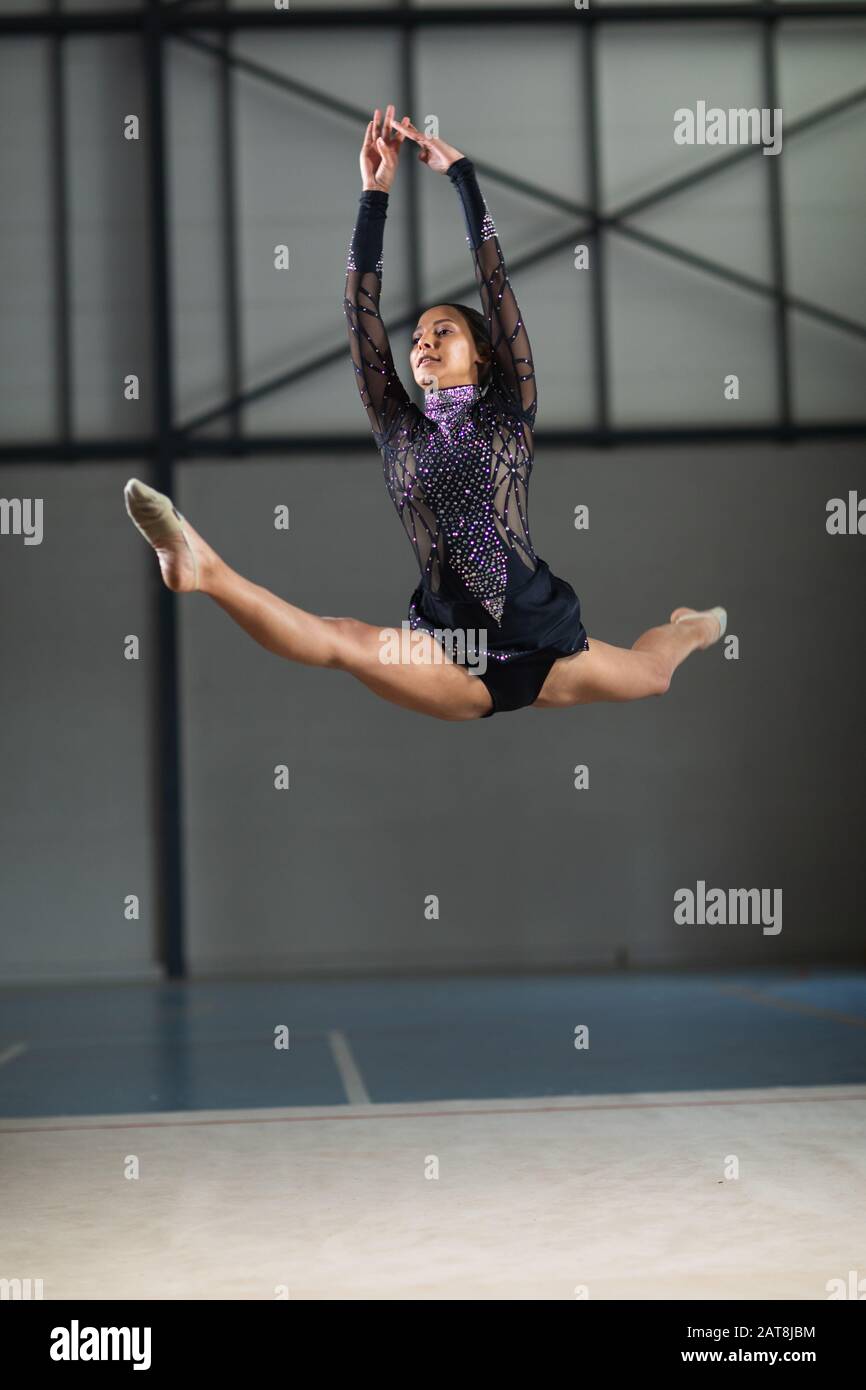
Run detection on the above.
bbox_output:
[392,118,464,174]
[360,105,404,193]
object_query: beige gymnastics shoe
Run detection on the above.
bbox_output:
[671,606,727,647]
[124,478,200,592]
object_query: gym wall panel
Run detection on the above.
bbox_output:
[596,0,754,6]
[167,38,233,435]
[0,39,55,441]
[623,153,773,289]
[2,0,50,14]
[175,441,866,976]
[780,106,866,326]
[64,1,141,11]
[777,18,866,124]
[605,233,778,425]
[416,24,590,208]
[790,310,866,422]
[233,28,408,437]
[0,464,162,983]
[66,37,153,440]
[597,23,766,212]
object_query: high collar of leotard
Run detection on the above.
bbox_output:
[422,382,481,426]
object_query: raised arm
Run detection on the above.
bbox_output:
[446,156,537,431]
[343,186,414,450]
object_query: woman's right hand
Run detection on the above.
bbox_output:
[360,105,404,194]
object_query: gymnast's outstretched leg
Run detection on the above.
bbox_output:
[123,479,491,722]
[533,609,724,709]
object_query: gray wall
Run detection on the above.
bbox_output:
[172,438,864,974]
[1,9,865,980]
[2,443,863,982]
[0,464,162,983]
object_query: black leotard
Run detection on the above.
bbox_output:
[344,156,589,714]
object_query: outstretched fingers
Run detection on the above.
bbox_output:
[393,116,423,145]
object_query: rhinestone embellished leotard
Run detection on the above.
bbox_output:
[343,156,589,692]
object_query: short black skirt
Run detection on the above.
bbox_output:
[408,554,590,718]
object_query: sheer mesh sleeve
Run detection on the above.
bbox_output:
[344,189,413,449]
[446,157,537,433]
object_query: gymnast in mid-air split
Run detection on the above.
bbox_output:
[124,105,726,721]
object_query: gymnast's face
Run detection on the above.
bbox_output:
[411,306,486,391]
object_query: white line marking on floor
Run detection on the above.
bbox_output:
[327,1030,370,1105]
[0,1043,27,1067]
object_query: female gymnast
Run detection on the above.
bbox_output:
[124,105,726,722]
